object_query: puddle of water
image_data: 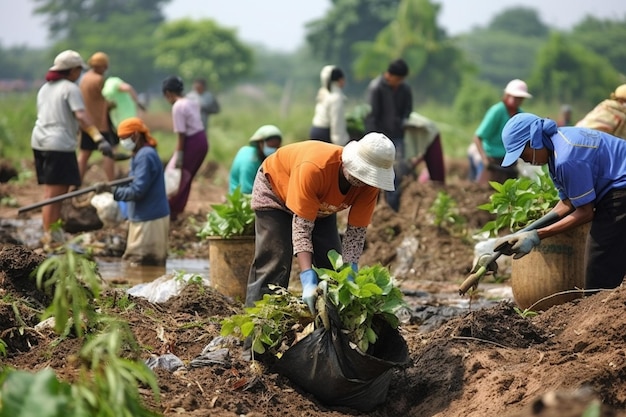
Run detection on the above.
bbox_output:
[98,258,209,286]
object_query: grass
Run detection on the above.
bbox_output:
[0,88,566,172]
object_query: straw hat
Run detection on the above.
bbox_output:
[341,133,396,191]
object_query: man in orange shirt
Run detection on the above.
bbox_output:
[79,51,116,180]
[244,133,396,312]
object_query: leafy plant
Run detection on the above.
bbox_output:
[197,186,255,239]
[315,251,407,352]
[346,104,370,137]
[72,317,160,417]
[0,243,162,417]
[220,287,311,356]
[34,244,103,337]
[478,169,559,236]
[428,191,466,233]
[221,252,407,356]
[513,306,538,318]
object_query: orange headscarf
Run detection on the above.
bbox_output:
[117,117,157,147]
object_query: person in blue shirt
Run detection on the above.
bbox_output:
[229,125,282,194]
[97,117,170,266]
[495,112,626,290]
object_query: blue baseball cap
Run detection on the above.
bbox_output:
[501,113,557,167]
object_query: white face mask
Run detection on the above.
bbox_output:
[120,137,136,151]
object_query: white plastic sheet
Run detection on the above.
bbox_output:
[127,272,210,303]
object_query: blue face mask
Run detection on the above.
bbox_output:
[263,145,277,157]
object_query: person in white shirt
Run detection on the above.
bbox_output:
[309,66,350,146]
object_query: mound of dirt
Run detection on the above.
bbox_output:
[1,244,625,416]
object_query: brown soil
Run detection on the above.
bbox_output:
[1,157,625,417]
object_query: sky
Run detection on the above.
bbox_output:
[1,0,626,52]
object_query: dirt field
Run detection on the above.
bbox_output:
[1,157,625,417]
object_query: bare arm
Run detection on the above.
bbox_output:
[176,132,186,152]
[119,82,146,111]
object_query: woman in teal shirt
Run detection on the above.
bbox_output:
[229,125,282,193]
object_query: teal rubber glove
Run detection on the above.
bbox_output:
[495,230,540,259]
[300,269,318,314]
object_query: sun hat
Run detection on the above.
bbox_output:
[611,84,626,100]
[504,79,533,98]
[117,117,157,146]
[249,125,282,142]
[341,132,396,191]
[501,113,557,167]
[88,51,109,67]
[49,50,88,71]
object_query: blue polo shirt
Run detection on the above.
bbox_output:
[549,127,626,207]
[113,146,170,221]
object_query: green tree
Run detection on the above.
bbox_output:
[33,0,170,40]
[457,30,544,88]
[0,45,48,81]
[528,32,621,105]
[33,1,171,91]
[305,0,400,94]
[352,0,469,102]
[457,7,549,87]
[153,19,254,90]
[570,16,626,76]
[488,7,549,38]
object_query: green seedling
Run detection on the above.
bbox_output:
[429,191,467,234]
[315,250,407,353]
[197,186,255,239]
[513,306,538,318]
[478,169,558,237]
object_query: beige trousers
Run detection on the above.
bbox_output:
[123,215,170,266]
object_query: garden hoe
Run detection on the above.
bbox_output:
[458,211,561,296]
[17,176,133,215]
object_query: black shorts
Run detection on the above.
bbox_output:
[33,149,81,186]
[79,130,119,151]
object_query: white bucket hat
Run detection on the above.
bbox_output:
[504,79,532,98]
[49,50,88,71]
[341,133,396,191]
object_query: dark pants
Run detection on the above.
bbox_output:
[384,136,446,212]
[586,188,626,289]
[309,126,331,143]
[168,130,208,220]
[245,209,341,306]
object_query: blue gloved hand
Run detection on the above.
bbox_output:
[347,262,358,282]
[300,269,318,314]
[494,230,540,259]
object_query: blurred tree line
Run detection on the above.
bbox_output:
[1,0,625,122]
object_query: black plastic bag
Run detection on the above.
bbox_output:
[272,301,409,412]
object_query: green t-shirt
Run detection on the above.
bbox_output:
[102,76,136,129]
[475,101,522,158]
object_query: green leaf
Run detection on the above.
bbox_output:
[240,321,255,337]
[0,369,71,417]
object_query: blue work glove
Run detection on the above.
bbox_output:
[300,269,319,314]
[494,230,541,259]
[347,262,358,282]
